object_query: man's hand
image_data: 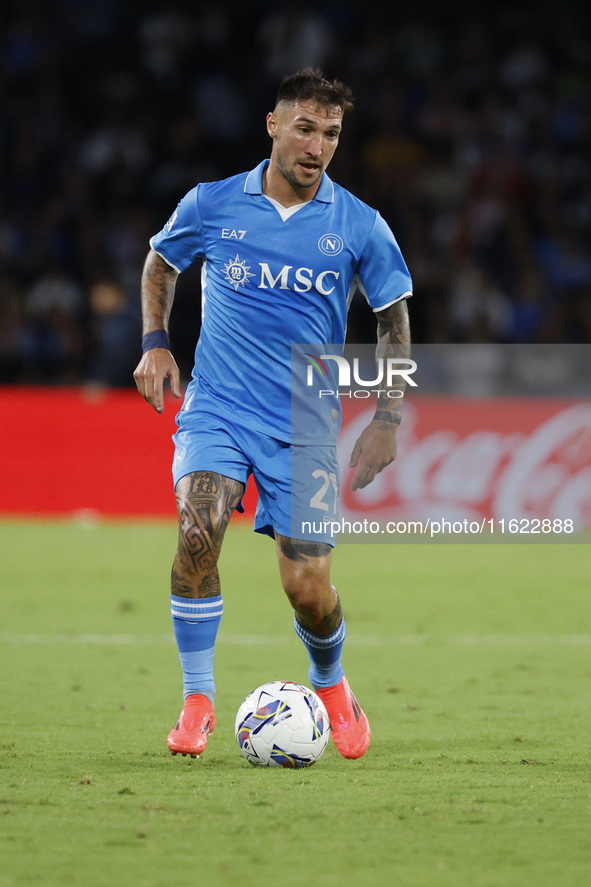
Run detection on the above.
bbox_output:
[135,249,180,412]
[133,348,181,414]
[349,420,398,491]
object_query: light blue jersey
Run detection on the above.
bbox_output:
[150,159,412,442]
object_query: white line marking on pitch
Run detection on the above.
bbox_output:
[1,633,591,646]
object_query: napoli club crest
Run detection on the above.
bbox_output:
[318,234,344,256]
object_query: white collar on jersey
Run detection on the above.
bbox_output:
[244,159,335,204]
[262,194,307,222]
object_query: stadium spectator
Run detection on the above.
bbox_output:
[85,279,140,389]
[23,266,85,382]
[258,1,335,82]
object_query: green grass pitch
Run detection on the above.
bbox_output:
[1,519,591,887]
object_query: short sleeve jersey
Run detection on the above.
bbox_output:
[150,160,413,442]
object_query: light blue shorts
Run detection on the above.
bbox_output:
[172,409,339,546]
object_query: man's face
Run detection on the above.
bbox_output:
[267,99,343,191]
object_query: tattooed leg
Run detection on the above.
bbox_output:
[172,471,244,599]
[275,534,342,636]
[276,534,347,690]
[168,471,243,709]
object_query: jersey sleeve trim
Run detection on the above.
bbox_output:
[354,210,413,312]
[372,291,413,312]
[148,241,182,275]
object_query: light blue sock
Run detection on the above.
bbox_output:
[294,614,346,689]
[171,594,223,703]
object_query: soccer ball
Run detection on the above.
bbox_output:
[235,681,330,768]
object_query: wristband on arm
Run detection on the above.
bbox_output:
[373,410,401,426]
[142,330,171,353]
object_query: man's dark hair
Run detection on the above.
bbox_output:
[276,68,354,114]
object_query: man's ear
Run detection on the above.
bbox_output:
[266,111,278,139]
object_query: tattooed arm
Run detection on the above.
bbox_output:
[349,298,411,491]
[133,249,181,413]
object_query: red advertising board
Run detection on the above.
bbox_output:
[339,397,591,530]
[1,388,590,529]
[0,387,257,518]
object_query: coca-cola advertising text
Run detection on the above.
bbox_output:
[337,397,591,541]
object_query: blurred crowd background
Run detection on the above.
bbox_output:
[1,0,590,387]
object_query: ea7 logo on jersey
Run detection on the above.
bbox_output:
[318,233,344,256]
[222,229,247,240]
[223,255,255,291]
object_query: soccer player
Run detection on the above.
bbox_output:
[134,68,412,761]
